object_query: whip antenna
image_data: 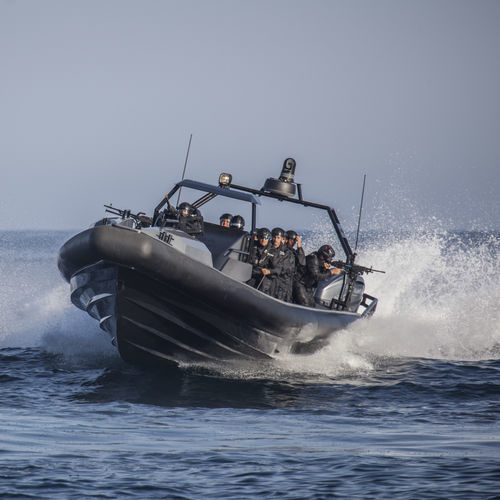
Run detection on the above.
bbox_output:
[176,133,193,207]
[354,174,366,256]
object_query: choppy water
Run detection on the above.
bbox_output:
[1,229,499,498]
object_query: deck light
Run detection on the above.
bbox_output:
[219,173,232,187]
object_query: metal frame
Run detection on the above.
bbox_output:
[153,178,354,262]
[228,182,354,263]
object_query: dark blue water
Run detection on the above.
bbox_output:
[1,230,499,498]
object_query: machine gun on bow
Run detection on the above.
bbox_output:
[104,204,152,228]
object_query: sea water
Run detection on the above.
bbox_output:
[0,229,499,498]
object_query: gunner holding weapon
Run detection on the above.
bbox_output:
[294,245,341,307]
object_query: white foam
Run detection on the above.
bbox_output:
[285,229,500,371]
[0,277,116,365]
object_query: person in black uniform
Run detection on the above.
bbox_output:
[294,244,341,307]
[247,227,276,295]
[285,230,306,303]
[220,213,232,228]
[230,215,245,230]
[177,202,204,235]
[268,227,295,301]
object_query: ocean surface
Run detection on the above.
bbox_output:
[1,229,499,499]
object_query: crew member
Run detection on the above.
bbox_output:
[177,202,204,235]
[230,215,245,230]
[247,227,275,295]
[294,244,341,307]
[220,213,232,228]
[285,230,306,303]
[269,227,294,301]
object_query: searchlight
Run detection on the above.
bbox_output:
[262,158,297,197]
[219,172,232,187]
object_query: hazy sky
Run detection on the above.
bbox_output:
[1,0,499,231]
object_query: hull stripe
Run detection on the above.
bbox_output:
[122,315,219,360]
[125,296,269,358]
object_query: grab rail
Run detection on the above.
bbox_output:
[360,293,378,317]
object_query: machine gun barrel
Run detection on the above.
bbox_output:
[104,205,152,228]
[104,204,131,218]
[332,260,385,275]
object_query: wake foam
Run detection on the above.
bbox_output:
[293,229,499,370]
[0,282,116,366]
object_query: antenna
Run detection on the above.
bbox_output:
[354,174,366,256]
[176,133,193,207]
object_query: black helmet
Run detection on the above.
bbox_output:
[257,227,271,240]
[318,244,335,262]
[219,213,232,222]
[230,215,245,229]
[285,230,298,241]
[271,227,285,238]
[178,202,193,216]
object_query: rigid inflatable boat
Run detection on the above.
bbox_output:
[58,159,381,368]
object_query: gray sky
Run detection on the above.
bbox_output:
[1,0,499,231]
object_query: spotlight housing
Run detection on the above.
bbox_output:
[219,172,232,187]
[262,158,297,197]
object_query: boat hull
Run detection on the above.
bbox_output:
[59,224,361,367]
